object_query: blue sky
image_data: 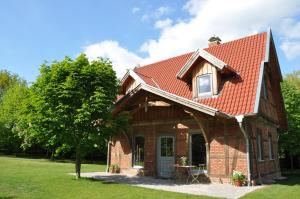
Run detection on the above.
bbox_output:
[0,0,300,83]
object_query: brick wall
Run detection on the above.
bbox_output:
[248,118,281,180]
[110,133,132,170]
[110,104,281,183]
[209,122,247,183]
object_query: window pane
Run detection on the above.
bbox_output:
[269,135,274,159]
[262,76,268,100]
[160,137,173,157]
[134,136,144,166]
[256,131,263,161]
[161,138,166,156]
[166,138,173,157]
[198,75,211,94]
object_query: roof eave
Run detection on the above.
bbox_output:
[141,84,218,116]
[176,49,229,80]
[115,82,227,117]
[120,70,146,86]
[254,28,276,113]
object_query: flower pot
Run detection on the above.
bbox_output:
[234,180,243,187]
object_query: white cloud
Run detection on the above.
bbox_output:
[142,6,172,21]
[83,0,300,77]
[280,18,300,39]
[83,41,142,77]
[132,7,140,14]
[141,0,300,62]
[280,40,300,60]
[154,6,171,18]
[154,18,172,29]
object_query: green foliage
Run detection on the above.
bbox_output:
[231,170,246,182]
[0,73,28,152]
[18,54,125,178]
[285,70,300,90]
[179,156,188,166]
[279,71,300,156]
[0,70,23,98]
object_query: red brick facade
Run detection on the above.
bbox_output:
[109,102,281,183]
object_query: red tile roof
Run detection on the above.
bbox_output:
[133,32,267,116]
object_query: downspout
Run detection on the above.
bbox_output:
[106,137,111,173]
[236,115,251,186]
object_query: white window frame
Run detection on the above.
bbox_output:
[197,74,213,97]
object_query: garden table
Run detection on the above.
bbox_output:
[173,164,196,184]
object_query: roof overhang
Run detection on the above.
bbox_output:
[120,69,145,85]
[176,49,235,80]
[254,28,283,113]
[119,70,145,94]
[115,82,232,118]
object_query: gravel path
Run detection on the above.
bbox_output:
[78,172,265,199]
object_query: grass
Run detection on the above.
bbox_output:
[1,156,299,199]
[0,156,213,199]
[241,173,300,199]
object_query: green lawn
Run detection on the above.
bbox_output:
[0,156,213,199]
[241,173,300,199]
[0,156,299,199]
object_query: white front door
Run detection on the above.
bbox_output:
[157,136,175,178]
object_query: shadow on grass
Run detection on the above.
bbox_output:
[84,177,118,185]
[275,174,300,186]
[0,196,16,199]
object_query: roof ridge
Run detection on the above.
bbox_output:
[135,31,267,71]
[204,31,267,50]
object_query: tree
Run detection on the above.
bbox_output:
[285,70,300,90]
[0,74,28,153]
[19,54,120,178]
[280,71,300,172]
[0,70,22,99]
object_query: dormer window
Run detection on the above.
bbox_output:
[197,74,212,96]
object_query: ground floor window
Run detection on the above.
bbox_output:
[256,130,264,161]
[190,133,206,167]
[133,136,144,167]
[268,134,274,160]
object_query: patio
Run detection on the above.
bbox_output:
[79,172,265,199]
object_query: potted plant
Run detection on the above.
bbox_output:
[232,170,246,186]
[179,156,188,166]
[111,164,120,173]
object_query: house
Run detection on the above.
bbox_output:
[108,29,287,185]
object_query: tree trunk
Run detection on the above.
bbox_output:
[51,148,55,160]
[75,145,81,179]
[290,154,294,174]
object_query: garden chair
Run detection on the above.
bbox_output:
[186,164,206,184]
